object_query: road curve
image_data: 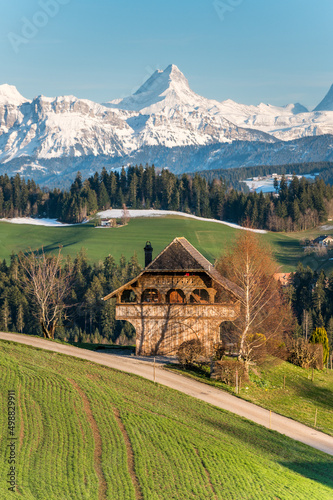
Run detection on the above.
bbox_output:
[1,332,332,456]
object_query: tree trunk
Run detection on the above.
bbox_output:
[41,321,56,339]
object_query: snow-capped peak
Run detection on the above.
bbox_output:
[0,84,29,106]
[134,64,190,96]
[314,84,333,112]
[104,64,198,112]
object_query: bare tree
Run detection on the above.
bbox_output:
[121,204,130,226]
[216,232,292,370]
[18,248,74,339]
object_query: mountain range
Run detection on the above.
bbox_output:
[1,64,333,185]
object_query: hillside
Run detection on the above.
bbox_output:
[168,358,333,437]
[0,340,332,499]
[1,214,333,272]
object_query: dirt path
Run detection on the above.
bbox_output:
[1,332,333,456]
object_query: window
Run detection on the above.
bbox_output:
[166,289,185,303]
[142,289,161,303]
[121,290,137,303]
[190,289,210,304]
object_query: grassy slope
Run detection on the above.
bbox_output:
[0,341,332,499]
[244,359,333,436]
[167,359,333,437]
[1,216,333,271]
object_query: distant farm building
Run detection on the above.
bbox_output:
[100,218,117,227]
[103,238,242,356]
[312,235,333,246]
[273,273,292,287]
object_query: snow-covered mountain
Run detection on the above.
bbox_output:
[0,65,333,185]
[106,64,333,142]
[314,84,333,112]
[217,98,333,140]
[0,65,273,165]
[0,84,28,106]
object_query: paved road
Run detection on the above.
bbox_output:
[1,332,333,456]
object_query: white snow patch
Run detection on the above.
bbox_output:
[1,217,75,227]
[97,209,267,234]
[243,173,318,194]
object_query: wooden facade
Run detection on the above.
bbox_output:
[103,237,242,356]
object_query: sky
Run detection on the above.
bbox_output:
[1,0,333,109]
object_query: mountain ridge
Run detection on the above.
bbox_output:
[0,65,333,185]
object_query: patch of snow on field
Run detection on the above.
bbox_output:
[1,218,74,227]
[97,209,267,234]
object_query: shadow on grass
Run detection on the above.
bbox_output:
[17,241,79,256]
[202,412,333,464]
[291,378,333,412]
[278,462,333,489]
[41,241,79,254]
[272,238,302,267]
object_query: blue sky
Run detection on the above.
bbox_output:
[1,0,333,108]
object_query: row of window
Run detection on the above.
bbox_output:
[121,288,211,304]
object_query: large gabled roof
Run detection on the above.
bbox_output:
[103,237,243,301]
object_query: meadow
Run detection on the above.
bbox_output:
[167,358,333,437]
[0,215,333,271]
[0,340,332,499]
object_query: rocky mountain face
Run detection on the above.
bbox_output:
[0,65,332,185]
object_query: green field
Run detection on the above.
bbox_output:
[167,358,333,437]
[1,216,333,272]
[0,340,332,499]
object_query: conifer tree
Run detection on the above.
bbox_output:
[16,304,24,333]
[310,327,329,364]
[1,298,12,331]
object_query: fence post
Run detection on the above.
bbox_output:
[235,369,238,394]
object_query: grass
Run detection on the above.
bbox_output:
[166,358,333,437]
[0,340,332,499]
[1,215,333,271]
[69,343,136,352]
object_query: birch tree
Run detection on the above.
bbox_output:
[216,232,291,369]
[18,248,74,339]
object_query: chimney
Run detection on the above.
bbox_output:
[144,241,153,267]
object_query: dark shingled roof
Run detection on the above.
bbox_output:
[103,237,243,301]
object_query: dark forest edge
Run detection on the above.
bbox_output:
[0,249,139,345]
[0,162,333,231]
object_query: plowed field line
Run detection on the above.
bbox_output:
[113,407,143,500]
[194,447,218,499]
[1,333,332,456]
[68,379,107,499]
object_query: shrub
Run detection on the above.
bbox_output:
[211,359,248,385]
[287,338,323,369]
[177,339,203,368]
[213,342,226,360]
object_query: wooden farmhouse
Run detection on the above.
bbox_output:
[103,238,242,356]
